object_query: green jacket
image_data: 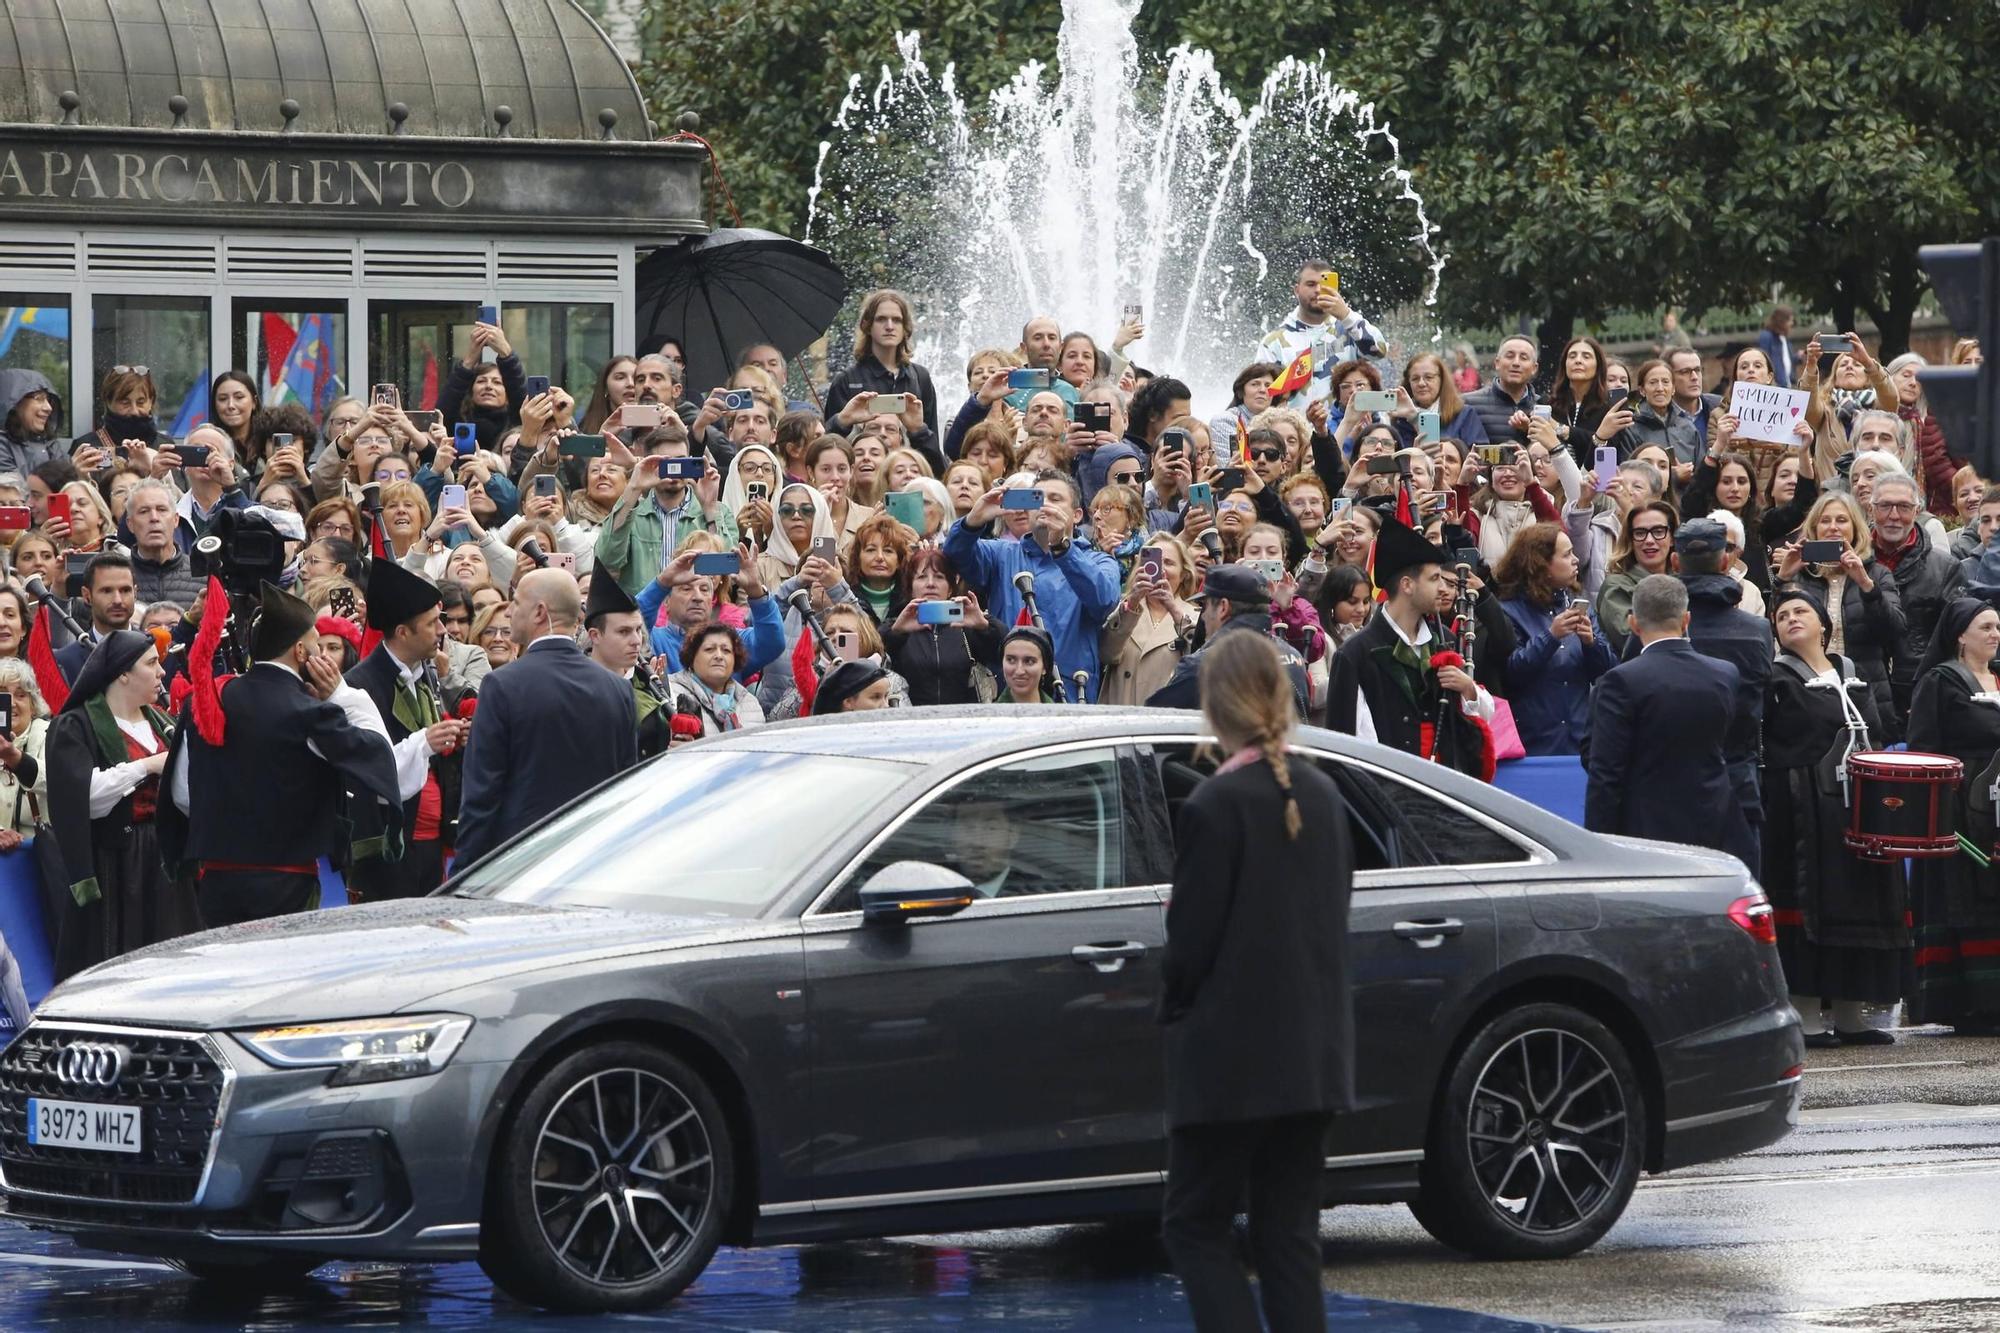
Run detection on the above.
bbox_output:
[593,489,738,597]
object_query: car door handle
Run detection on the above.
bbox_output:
[1392,918,1465,948]
[1071,942,1147,971]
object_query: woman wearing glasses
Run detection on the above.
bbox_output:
[1594,503,1679,657]
[752,483,861,714]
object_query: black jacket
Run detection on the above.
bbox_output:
[885,618,1002,706]
[1161,759,1354,1127]
[437,351,526,454]
[1462,379,1538,444]
[1789,561,1907,738]
[1680,573,1773,772]
[1147,611,1311,721]
[454,637,638,865]
[1879,524,1964,726]
[1584,639,1747,858]
[157,663,403,871]
[822,355,943,467]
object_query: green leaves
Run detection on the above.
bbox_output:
[632,0,2000,353]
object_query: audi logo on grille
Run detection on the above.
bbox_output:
[55,1042,128,1087]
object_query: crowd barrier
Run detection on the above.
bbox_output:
[0,760,1592,1010]
[0,854,353,1009]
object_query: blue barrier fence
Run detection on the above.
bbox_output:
[0,851,351,1009]
[0,758,1589,1011]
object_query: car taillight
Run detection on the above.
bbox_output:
[1728,894,1777,945]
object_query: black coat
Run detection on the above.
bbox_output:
[157,663,404,872]
[1681,573,1774,773]
[345,644,465,858]
[821,355,945,475]
[454,637,639,866]
[1147,612,1311,722]
[1463,380,1538,444]
[884,619,1002,706]
[1325,607,1487,776]
[1789,562,1906,736]
[1881,526,1965,726]
[1160,758,1354,1127]
[1583,639,1748,859]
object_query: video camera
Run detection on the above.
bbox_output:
[192,507,289,596]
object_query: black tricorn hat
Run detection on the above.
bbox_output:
[584,562,639,626]
[364,556,442,633]
[249,581,317,660]
[1372,518,1450,589]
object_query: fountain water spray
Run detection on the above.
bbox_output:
[807,0,1444,408]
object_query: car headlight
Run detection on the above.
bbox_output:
[237,1015,473,1086]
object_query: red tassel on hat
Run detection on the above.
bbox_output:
[791,627,819,714]
[27,603,67,713]
[669,712,704,741]
[189,576,231,746]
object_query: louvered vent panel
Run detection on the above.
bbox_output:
[224,241,355,283]
[0,238,80,276]
[85,239,217,276]
[362,246,488,283]
[496,248,620,285]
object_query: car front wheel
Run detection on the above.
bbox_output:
[1410,1002,1642,1260]
[481,1041,733,1312]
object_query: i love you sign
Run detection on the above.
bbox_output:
[1729,382,1811,445]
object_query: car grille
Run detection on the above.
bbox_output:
[0,1025,229,1206]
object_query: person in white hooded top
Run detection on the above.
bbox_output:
[754,481,862,713]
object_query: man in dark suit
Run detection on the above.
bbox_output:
[54,551,137,682]
[454,569,638,866]
[1586,574,1747,858]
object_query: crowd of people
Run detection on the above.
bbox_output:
[0,267,1991,1046]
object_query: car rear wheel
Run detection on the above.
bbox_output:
[480,1041,733,1312]
[1410,1002,1642,1260]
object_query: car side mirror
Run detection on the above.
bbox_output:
[857,861,977,926]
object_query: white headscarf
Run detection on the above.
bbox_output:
[901,477,952,537]
[764,481,838,573]
[719,444,782,514]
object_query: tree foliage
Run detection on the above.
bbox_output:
[634,0,2000,356]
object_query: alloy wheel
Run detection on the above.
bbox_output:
[530,1067,715,1287]
[1464,1027,1629,1234]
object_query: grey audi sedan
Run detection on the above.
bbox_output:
[0,710,1802,1313]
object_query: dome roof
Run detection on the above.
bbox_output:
[0,0,652,141]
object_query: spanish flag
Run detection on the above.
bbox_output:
[1270,346,1313,399]
[1233,415,1249,464]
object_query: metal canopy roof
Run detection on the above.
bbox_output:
[0,0,653,141]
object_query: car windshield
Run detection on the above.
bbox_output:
[451,750,916,917]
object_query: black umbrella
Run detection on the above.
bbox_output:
[632,228,847,401]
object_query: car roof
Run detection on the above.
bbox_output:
[699,707,1589,853]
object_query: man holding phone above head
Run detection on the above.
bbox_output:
[1253,260,1388,415]
[636,545,786,679]
[156,426,248,539]
[454,569,637,868]
[945,471,1122,701]
[343,559,467,903]
[592,420,738,597]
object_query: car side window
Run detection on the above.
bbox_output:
[830,747,1132,911]
[1382,776,1533,866]
[1148,743,1395,872]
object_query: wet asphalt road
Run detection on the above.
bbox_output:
[0,1029,1993,1331]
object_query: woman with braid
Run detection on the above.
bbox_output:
[1159,631,1357,1333]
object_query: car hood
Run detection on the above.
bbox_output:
[35,899,756,1030]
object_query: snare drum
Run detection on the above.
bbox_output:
[1844,750,1964,862]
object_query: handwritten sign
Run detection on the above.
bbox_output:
[1729,382,1811,446]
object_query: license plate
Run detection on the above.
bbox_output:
[25,1097,141,1153]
